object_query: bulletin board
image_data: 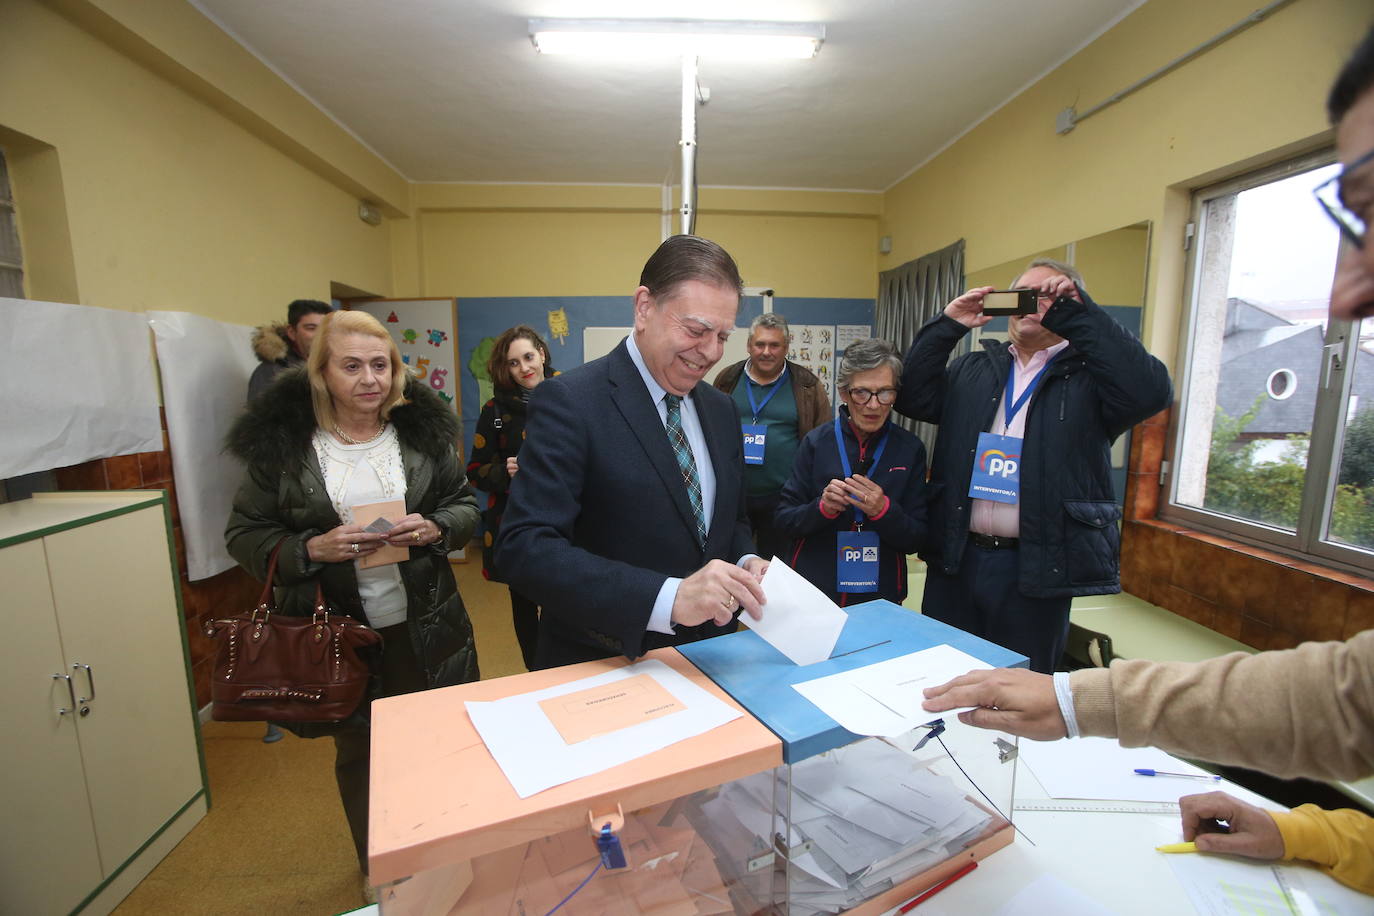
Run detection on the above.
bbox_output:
[349,298,462,442]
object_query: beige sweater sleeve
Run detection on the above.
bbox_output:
[1068,630,1374,781]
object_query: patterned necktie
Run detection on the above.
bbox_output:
[664,394,707,548]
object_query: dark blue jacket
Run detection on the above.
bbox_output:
[495,341,754,668]
[774,411,929,606]
[894,288,1172,598]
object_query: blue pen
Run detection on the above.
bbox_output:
[1134,768,1220,781]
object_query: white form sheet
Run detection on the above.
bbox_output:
[1019,736,1231,804]
[465,658,740,798]
[741,558,848,666]
[791,645,994,737]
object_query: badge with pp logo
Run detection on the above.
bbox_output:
[968,431,1021,504]
[741,423,767,465]
[836,530,880,593]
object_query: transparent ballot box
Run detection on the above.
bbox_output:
[369,601,1025,914]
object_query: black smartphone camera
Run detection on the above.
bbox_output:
[981,288,1038,316]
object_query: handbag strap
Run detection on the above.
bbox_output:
[259,538,345,621]
[257,540,286,609]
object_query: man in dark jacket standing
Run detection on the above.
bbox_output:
[247,298,332,402]
[497,235,767,669]
[896,260,1171,672]
[713,313,832,559]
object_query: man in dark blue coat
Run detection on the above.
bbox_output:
[896,261,1171,672]
[496,235,766,668]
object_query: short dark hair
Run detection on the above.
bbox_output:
[287,299,332,326]
[487,324,554,391]
[639,235,744,302]
[1329,23,1374,124]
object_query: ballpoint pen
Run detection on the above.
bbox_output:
[1133,768,1221,781]
[897,860,978,913]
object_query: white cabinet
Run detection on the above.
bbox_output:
[0,492,207,915]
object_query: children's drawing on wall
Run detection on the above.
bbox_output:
[350,300,460,420]
[547,307,570,345]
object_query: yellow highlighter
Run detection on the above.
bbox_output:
[1156,842,1199,854]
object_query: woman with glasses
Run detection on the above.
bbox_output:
[774,338,929,606]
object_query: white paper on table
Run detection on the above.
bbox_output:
[993,873,1111,915]
[465,658,741,798]
[741,558,848,665]
[791,645,994,737]
[1167,852,1370,916]
[1019,736,1225,803]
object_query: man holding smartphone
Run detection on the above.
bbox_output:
[895,260,1171,672]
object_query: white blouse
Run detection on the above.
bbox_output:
[312,425,408,629]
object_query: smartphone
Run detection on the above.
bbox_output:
[981,288,1038,316]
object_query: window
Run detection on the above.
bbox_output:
[0,149,22,298]
[1165,151,1374,570]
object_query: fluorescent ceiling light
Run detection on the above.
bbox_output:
[528,19,824,60]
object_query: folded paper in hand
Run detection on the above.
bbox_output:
[741,558,848,666]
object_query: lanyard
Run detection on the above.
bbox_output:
[1003,353,1058,428]
[745,363,788,423]
[833,416,889,525]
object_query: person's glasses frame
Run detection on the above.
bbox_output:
[1315,146,1374,250]
[845,386,898,406]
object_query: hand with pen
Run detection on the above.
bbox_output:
[1178,791,1284,860]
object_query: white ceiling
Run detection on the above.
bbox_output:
[192,0,1148,191]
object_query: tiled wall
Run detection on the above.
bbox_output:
[1121,407,1374,650]
[54,408,256,708]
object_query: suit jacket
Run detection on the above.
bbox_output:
[495,339,754,668]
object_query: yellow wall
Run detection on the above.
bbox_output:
[403,183,879,300]
[0,0,399,323]
[881,0,1366,366]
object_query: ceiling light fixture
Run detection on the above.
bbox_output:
[528,19,824,60]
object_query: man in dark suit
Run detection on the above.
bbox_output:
[496,235,768,668]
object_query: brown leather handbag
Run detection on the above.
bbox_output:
[205,542,383,722]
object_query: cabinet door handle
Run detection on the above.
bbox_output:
[73,663,96,702]
[53,673,76,716]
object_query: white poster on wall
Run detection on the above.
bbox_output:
[149,311,257,581]
[0,297,162,479]
[790,324,837,406]
[349,299,460,420]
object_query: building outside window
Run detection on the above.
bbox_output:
[1166,150,1374,571]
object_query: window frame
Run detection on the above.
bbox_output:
[1161,147,1374,575]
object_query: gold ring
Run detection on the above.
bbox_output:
[721,596,735,609]
[412,530,422,542]
[350,543,360,554]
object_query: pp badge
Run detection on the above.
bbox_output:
[836,530,880,593]
[741,423,767,465]
[969,431,1021,504]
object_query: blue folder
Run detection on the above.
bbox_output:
[678,600,1028,763]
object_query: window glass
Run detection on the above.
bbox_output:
[1174,163,1340,533]
[1330,314,1374,552]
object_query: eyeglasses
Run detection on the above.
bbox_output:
[1315,147,1374,250]
[845,387,897,405]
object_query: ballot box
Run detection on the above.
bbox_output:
[677,600,1028,914]
[369,603,1026,914]
[368,648,784,914]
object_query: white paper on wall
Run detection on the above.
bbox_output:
[149,311,257,581]
[0,297,162,479]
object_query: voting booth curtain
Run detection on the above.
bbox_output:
[875,238,964,446]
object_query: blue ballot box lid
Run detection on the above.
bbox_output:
[678,600,1028,763]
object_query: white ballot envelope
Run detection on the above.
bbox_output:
[741,558,848,666]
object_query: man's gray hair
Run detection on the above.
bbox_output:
[837,338,903,391]
[749,312,790,341]
[1016,257,1084,288]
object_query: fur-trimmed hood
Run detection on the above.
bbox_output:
[226,368,461,472]
[251,323,294,364]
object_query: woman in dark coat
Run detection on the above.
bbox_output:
[775,338,929,606]
[225,309,479,878]
[467,324,555,670]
